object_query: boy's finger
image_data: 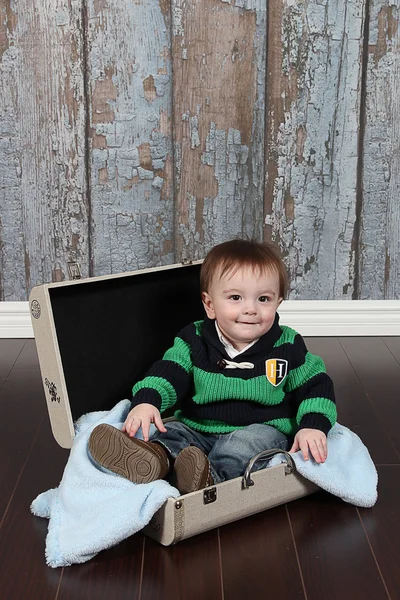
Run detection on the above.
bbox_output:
[301,440,309,461]
[142,420,151,441]
[320,441,328,461]
[311,445,321,463]
[289,438,299,453]
[123,413,135,433]
[127,417,141,438]
[154,414,167,433]
[319,442,326,461]
[312,439,325,463]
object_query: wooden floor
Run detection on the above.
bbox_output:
[0,337,399,600]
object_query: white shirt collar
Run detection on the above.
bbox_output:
[214,321,259,359]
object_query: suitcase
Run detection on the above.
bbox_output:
[29,262,318,545]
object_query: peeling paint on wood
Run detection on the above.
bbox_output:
[360,0,400,299]
[1,0,399,302]
[88,0,175,274]
[0,1,17,61]
[172,0,267,262]
[0,0,88,300]
[265,0,365,299]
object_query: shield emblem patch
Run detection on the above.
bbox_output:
[266,359,288,387]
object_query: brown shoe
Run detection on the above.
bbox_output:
[172,446,213,495]
[88,424,170,484]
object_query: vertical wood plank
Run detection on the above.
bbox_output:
[265,0,365,299]
[141,532,223,600]
[11,338,40,370]
[172,0,267,262]
[219,508,305,599]
[0,370,45,521]
[57,536,144,600]
[359,466,400,598]
[0,338,24,383]
[87,0,176,274]
[305,337,399,464]
[0,0,88,300]
[339,336,400,457]
[288,492,388,599]
[382,335,400,364]
[0,417,68,600]
[359,0,400,299]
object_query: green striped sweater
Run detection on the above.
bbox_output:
[131,315,337,437]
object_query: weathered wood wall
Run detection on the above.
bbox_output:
[0,0,399,301]
[360,0,400,299]
[0,0,88,299]
[172,0,266,262]
[266,0,365,299]
[88,0,175,274]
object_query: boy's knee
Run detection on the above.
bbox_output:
[221,424,288,452]
[227,423,275,441]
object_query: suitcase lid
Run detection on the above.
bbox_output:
[30,261,204,447]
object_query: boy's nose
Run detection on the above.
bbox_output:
[244,304,257,315]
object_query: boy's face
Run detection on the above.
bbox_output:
[202,266,283,351]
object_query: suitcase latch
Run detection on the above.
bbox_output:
[67,261,82,280]
[203,487,217,505]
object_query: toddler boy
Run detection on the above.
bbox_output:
[89,239,337,494]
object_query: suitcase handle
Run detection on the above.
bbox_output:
[242,448,296,490]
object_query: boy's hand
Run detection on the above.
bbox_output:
[122,403,167,441]
[289,428,327,463]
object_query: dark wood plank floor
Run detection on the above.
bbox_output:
[0,337,399,600]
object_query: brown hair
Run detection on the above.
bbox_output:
[200,239,288,299]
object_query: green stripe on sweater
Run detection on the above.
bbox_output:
[132,377,177,412]
[273,325,298,348]
[175,412,239,433]
[265,418,298,436]
[176,412,298,436]
[192,367,285,405]
[162,337,192,373]
[285,352,326,392]
[296,397,337,426]
[194,321,203,336]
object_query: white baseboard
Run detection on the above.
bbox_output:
[1,300,400,338]
[0,302,33,338]
[280,300,400,336]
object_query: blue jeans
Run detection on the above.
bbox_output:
[150,421,290,484]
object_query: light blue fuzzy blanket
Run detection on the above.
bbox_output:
[269,424,378,507]
[31,399,377,568]
[31,400,179,568]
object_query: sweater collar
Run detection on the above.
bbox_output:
[201,313,282,358]
[214,321,259,358]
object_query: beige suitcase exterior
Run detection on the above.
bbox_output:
[29,262,318,545]
[144,453,317,545]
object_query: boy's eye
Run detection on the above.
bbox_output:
[229,295,241,301]
[258,296,269,303]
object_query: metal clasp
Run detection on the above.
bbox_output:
[67,261,82,280]
[203,487,217,504]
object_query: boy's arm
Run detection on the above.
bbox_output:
[130,331,193,415]
[285,334,337,435]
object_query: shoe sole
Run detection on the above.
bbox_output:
[88,424,162,484]
[173,446,212,495]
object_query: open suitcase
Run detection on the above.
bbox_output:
[29,262,318,546]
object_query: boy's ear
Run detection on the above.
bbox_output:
[202,292,215,319]
[277,297,283,308]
